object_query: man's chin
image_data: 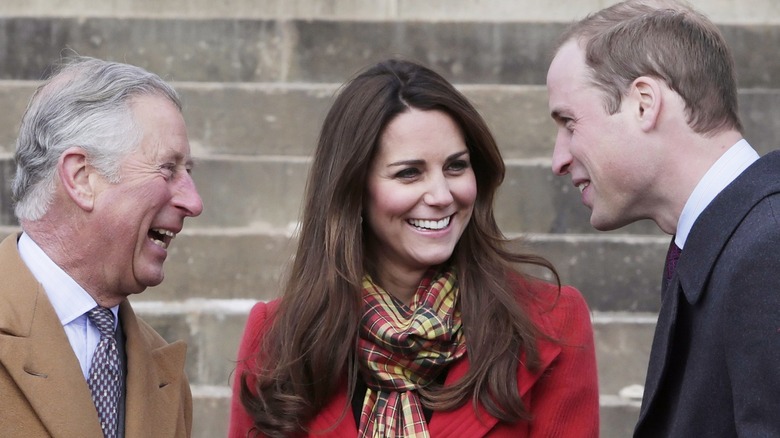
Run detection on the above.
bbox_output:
[135,270,165,292]
[589,213,624,232]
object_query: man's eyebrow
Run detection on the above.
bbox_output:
[164,151,195,169]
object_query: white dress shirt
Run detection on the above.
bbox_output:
[17,232,120,380]
[675,139,760,249]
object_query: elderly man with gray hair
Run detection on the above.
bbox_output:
[0,57,202,437]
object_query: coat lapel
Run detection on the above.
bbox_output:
[428,358,499,436]
[679,150,780,305]
[428,303,563,436]
[310,330,563,437]
[635,276,680,428]
[309,389,357,435]
[121,302,189,438]
[0,234,104,437]
[638,151,780,429]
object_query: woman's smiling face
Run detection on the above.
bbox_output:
[364,108,477,287]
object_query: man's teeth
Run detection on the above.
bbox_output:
[408,217,451,230]
[150,228,175,249]
[577,182,590,193]
[154,228,175,238]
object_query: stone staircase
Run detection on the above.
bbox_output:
[1,1,779,436]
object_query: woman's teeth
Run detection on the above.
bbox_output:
[408,217,451,230]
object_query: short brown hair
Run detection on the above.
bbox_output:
[559,0,742,135]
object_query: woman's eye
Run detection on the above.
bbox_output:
[395,167,420,179]
[447,159,469,172]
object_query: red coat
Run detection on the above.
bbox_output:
[229,277,599,437]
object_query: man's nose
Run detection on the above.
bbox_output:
[175,173,204,217]
[552,135,572,176]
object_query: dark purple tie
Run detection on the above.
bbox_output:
[86,306,120,438]
[665,239,682,281]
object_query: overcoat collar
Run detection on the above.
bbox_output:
[0,233,104,436]
[637,150,780,428]
[121,302,188,438]
[0,233,187,438]
[678,150,780,305]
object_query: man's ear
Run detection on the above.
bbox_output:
[628,76,663,132]
[58,147,96,211]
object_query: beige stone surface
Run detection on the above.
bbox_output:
[2,0,779,24]
[1,2,776,436]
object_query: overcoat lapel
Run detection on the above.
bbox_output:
[121,302,188,438]
[637,151,780,427]
[430,312,562,437]
[0,234,104,437]
[635,275,680,427]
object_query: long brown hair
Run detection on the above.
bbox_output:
[241,58,560,437]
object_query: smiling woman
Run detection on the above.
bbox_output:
[364,108,477,304]
[230,59,600,438]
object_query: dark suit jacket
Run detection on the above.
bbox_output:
[635,150,780,437]
[230,277,599,437]
[0,233,193,437]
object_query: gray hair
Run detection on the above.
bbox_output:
[12,56,182,221]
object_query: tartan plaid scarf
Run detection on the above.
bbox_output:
[357,267,466,438]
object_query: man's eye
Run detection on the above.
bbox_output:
[160,164,176,178]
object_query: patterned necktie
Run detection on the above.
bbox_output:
[665,239,682,281]
[86,306,121,438]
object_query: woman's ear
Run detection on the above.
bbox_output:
[628,76,663,132]
[58,147,96,211]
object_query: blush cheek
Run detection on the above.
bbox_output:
[453,175,478,210]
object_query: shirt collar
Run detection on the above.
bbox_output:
[676,139,759,248]
[17,232,119,328]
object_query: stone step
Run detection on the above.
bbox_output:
[134,230,668,312]
[0,82,555,157]
[138,303,652,438]
[1,155,668,236]
[191,385,231,438]
[0,225,667,312]
[1,81,778,160]
[2,0,778,24]
[1,18,780,88]
[137,300,655,392]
